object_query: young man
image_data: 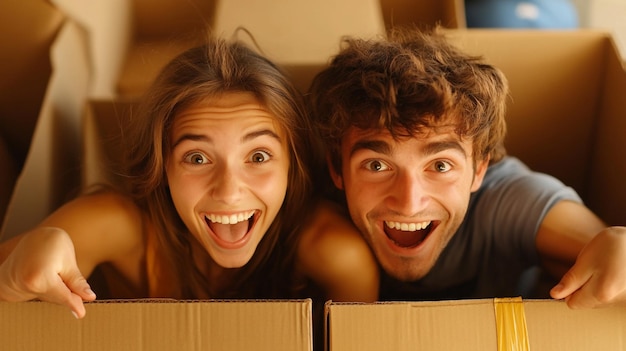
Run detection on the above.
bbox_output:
[308,27,626,308]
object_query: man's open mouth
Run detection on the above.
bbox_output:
[205,211,256,244]
[383,220,434,248]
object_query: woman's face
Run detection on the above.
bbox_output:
[166,92,290,268]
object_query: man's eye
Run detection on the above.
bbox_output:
[250,150,271,163]
[364,160,389,172]
[184,152,208,165]
[434,160,452,173]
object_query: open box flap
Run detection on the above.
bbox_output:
[1,19,90,239]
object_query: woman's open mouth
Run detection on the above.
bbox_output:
[383,220,435,248]
[205,210,257,248]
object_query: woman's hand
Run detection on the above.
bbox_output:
[0,227,96,318]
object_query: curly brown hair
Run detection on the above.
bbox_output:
[308,26,509,175]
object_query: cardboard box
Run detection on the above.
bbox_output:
[0,8,90,239]
[0,135,16,231]
[379,0,466,31]
[325,298,626,350]
[0,299,313,351]
[0,1,63,228]
[444,29,626,226]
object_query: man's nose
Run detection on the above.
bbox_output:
[387,170,429,215]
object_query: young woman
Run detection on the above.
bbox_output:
[0,36,379,318]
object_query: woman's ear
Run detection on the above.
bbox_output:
[327,154,345,190]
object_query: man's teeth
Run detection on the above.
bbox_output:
[385,220,431,232]
[206,211,254,225]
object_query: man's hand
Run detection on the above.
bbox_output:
[0,227,96,318]
[550,226,626,308]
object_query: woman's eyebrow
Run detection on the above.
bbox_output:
[242,129,281,143]
[172,133,210,148]
[172,129,281,148]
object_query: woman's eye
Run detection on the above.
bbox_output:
[184,152,208,165]
[364,159,389,172]
[434,160,452,173]
[250,150,271,163]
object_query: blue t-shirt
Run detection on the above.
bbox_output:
[379,156,582,301]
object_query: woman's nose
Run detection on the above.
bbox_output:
[210,165,243,204]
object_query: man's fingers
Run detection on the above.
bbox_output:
[550,265,591,301]
[562,286,602,309]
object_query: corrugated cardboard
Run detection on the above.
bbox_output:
[0,16,90,239]
[213,0,386,94]
[0,299,312,351]
[444,29,626,225]
[325,299,626,351]
[0,135,15,231]
[0,1,63,169]
[0,1,63,228]
[379,0,466,31]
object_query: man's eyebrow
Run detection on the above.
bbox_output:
[172,129,281,148]
[349,139,467,158]
[350,140,391,157]
[422,140,467,157]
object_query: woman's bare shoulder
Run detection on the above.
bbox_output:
[43,190,143,233]
[300,200,365,249]
[297,199,379,301]
[40,190,147,271]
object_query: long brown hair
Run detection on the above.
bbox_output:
[122,36,315,298]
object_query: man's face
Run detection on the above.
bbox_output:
[330,126,488,281]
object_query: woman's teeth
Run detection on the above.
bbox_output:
[206,211,255,224]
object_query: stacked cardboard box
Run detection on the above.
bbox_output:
[445,29,626,226]
[0,2,63,230]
